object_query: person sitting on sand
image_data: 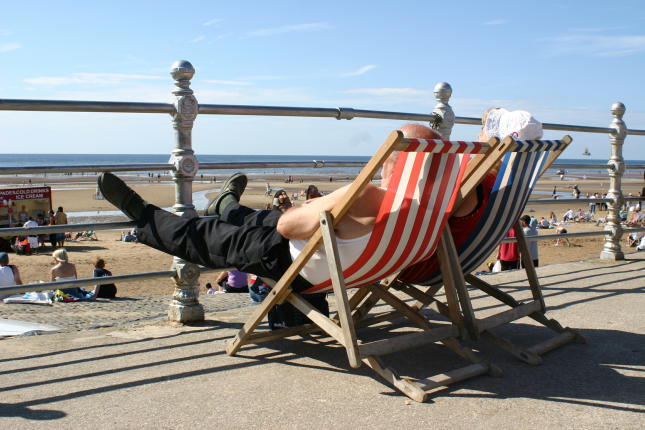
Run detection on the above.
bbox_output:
[0,252,23,300]
[51,248,86,298]
[563,209,574,222]
[627,232,641,247]
[549,211,557,224]
[538,217,549,228]
[91,257,117,298]
[637,235,645,252]
[121,230,137,242]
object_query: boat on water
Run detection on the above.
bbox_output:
[583,147,591,156]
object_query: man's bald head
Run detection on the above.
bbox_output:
[399,123,442,140]
[381,124,443,188]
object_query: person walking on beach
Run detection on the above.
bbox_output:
[520,215,539,267]
[54,207,68,248]
[0,252,23,300]
[553,186,556,198]
[329,176,332,183]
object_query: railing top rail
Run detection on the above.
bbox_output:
[0,161,371,175]
[3,98,644,137]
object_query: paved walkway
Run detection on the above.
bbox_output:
[1,294,254,331]
[1,253,644,428]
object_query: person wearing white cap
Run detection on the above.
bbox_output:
[0,252,23,300]
[478,108,544,142]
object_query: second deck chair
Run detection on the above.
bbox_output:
[399,135,586,365]
[225,130,509,403]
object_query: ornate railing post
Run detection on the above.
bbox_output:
[167,60,204,322]
[432,82,455,139]
[600,102,627,261]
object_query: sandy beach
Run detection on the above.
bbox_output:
[2,172,643,297]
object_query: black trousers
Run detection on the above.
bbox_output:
[500,259,520,271]
[521,259,539,268]
[135,202,313,292]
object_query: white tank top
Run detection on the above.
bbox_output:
[289,232,372,285]
[0,265,16,287]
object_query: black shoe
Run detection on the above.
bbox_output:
[98,173,147,221]
[203,173,247,217]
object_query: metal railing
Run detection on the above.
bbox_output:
[1,60,644,322]
[501,227,645,243]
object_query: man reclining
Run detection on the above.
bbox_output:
[98,124,452,296]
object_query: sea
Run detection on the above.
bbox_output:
[1,154,644,177]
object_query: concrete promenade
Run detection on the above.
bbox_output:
[1,253,644,429]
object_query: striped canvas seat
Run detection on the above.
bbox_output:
[301,139,486,294]
[402,139,567,287]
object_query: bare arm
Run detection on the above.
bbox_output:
[276,184,352,239]
[216,271,229,284]
[277,184,382,240]
[50,268,55,282]
[13,266,23,285]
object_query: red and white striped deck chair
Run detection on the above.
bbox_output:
[226,130,507,403]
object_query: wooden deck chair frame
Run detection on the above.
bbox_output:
[403,135,586,366]
[225,130,511,403]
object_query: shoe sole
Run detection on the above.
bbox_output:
[97,173,140,221]
[203,173,247,216]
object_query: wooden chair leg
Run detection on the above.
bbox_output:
[437,229,478,340]
[513,221,546,311]
[226,283,292,356]
[463,273,586,362]
[319,211,361,368]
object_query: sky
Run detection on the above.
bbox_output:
[1,0,644,160]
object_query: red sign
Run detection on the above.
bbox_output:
[0,187,52,202]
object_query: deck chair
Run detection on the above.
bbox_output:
[79,231,98,241]
[225,130,511,403]
[625,212,640,227]
[399,135,587,366]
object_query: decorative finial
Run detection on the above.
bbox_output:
[434,82,452,102]
[170,60,195,95]
[611,102,626,118]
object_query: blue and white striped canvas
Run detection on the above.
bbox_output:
[414,139,566,286]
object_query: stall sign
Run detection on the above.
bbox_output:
[0,187,52,201]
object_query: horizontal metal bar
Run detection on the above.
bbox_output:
[454,116,645,136]
[527,198,613,205]
[352,109,436,122]
[198,104,339,118]
[0,269,176,296]
[549,163,643,170]
[550,163,613,170]
[0,265,222,297]
[3,98,645,136]
[4,221,137,235]
[198,161,369,170]
[0,99,173,114]
[501,227,645,243]
[0,163,175,176]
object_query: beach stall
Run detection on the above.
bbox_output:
[0,186,52,226]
